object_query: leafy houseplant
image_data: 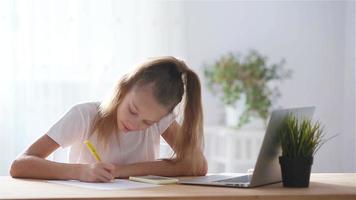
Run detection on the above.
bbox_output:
[278,115,327,187]
[204,50,291,128]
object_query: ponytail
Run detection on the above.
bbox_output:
[173,62,205,175]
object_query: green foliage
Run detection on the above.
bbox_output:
[203,50,292,128]
[278,115,327,158]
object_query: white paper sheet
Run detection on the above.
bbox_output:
[47,179,161,190]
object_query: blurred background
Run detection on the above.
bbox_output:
[0,0,355,175]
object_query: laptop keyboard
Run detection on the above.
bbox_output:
[215,175,251,183]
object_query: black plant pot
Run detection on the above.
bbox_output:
[279,156,313,188]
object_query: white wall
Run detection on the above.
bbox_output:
[182,1,355,172]
[342,0,356,173]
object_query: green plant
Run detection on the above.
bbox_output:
[204,50,292,128]
[278,115,327,157]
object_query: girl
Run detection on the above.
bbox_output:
[10,56,207,182]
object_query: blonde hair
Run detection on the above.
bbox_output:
[91,56,204,174]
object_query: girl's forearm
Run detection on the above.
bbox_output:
[10,155,82,180]
[115,159,199,178]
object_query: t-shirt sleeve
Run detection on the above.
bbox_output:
[156,112,177,135]
[46,104,90,148]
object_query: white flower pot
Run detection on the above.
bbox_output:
[224,94,246,127]
[224,94,266,129]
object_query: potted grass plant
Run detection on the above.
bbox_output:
[278,114,330,187]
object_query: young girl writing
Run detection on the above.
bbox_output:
[10,56,207,182]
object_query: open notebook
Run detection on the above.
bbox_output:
[47,179,160,190]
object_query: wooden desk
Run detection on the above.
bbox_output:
[1,173,355,200]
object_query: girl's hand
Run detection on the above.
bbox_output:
[78,163,116,182]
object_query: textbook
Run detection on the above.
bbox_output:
[129,175,179,185]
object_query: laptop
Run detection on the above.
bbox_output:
[178,107,315,188]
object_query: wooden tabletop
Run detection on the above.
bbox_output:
[1,173,355,200]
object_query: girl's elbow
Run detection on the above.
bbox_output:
[202,160,208,175]
[10,159,22,178]
[185,156,208,176]
[196,157,208,176]
[10,156,29,178]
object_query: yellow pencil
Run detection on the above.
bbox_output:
[84,140,102,162]
[84,140,115,182]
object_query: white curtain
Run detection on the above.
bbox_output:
[0,0,186,175]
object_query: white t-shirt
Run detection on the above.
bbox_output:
[47,102,176,165]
